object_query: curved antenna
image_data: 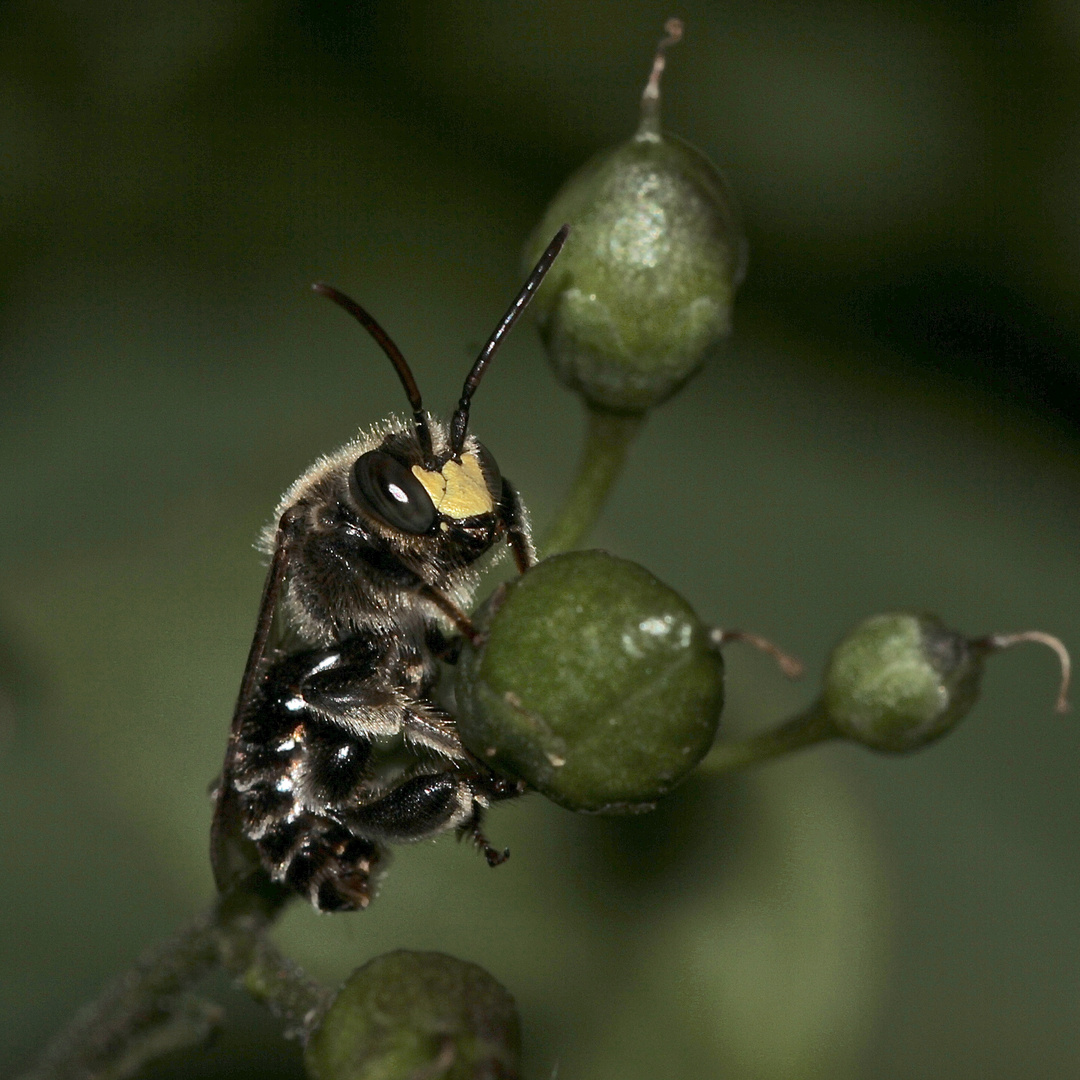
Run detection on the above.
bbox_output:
[449,225,570,457]
[312,282,435,463]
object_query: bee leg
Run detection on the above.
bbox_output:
[418,585,481,645]
[345,771,478,843]
[401,704,470,760]
[459,767,525,864]
[297,658,467,761]
[299,671,404,739]
[460,815,510,867]
[500,476,536,572]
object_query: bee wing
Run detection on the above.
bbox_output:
[210,509,300,895]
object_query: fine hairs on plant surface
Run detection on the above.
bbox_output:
[18,19,1073,1080]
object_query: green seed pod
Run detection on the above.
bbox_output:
[524,20,746,413]
[453,550,724,813]
[822,613,1071,753]
[305,951,521,1080]
[821,613,984,753]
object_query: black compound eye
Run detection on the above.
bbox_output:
[350,450,437,534]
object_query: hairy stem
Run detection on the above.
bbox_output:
[698,701,837,776]
[240,935,334,1041]
[18,910,225,1080]
[543,406,643,556]
[17,883,321,1080]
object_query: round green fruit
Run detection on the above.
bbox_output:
[305,951,521,1080]
[822,612,984,753]
[454,551,725,812]
[524,132,745,414]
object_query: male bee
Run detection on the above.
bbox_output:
[211,228,569,912]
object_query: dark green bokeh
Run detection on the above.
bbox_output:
[2,3,1078,1079]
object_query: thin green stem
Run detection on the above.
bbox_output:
[16,883,324,1080]
[18,909,226,1080]
[543,406,644,556]
[698,701,838,777]
[240,936,334,1041]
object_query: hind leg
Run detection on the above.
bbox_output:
[344,769,522,868]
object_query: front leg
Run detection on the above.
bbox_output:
[500,476,536,572]
[418,584,480,645]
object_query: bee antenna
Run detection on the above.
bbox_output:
[449,225,570,457]
[312,282,436,463]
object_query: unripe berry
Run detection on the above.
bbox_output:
[822,613,1070,753]
[305,951,521,1080]
[524,20,745,414]
[453,551,724,812]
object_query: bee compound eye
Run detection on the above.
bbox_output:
[350,450,437,534]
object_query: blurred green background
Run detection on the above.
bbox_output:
[2,2,1078,1077]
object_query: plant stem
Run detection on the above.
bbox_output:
[18,909,225,1080]
[698,701,838,776]
[543,406,643,556]
[240,936,334,1041]
[16,883,325,1080]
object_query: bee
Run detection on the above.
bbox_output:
[211,227,569,912]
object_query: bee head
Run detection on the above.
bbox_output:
[346,424,502,554]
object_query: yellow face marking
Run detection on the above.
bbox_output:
[411,452,494,520]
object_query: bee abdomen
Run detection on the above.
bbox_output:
[306,722,372,802]
[257,813,385,912]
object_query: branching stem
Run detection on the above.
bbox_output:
[698,702,837,776]
[16,884,320,1080]
[240,935,334,1041]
